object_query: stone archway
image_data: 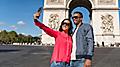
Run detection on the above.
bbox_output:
[67,0,92,20]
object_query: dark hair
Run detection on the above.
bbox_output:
[59,19,73,36]
[73,11,83,18]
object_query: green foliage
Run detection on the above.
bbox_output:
[0,30,41,44]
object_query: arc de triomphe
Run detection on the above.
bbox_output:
[41,0,120,46]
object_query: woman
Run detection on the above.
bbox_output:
[33,12,73,67]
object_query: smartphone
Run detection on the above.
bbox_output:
[36,7,42,18]
[37,7,42,13]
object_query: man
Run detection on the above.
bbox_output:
[70,12,94,67]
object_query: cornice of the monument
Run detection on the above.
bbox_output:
[43,8,69,10]
[92,8,120,10]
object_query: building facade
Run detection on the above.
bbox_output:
[42,0,120,46]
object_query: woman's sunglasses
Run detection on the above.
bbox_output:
[62,22,70,26]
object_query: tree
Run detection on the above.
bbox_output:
[8,31,18,44]
[0,30,40,45]
[17,34,25,44]
[0,30,9,44]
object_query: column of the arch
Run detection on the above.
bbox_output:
[65,9,69,18]
[92,0,120,47]
[41,0,67,45]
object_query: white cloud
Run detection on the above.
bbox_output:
[10,25,17,30]
[18,32,28,36]
[21,33,26,35]
[0,22,5,25]
[17,21,25,25]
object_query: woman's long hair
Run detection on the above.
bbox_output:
[59,19,73,36]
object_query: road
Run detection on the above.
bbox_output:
[93,47,120,67]
[0,45,120,67]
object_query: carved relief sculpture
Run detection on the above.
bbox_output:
[100,14,114,34]
[98,0,116,5]
[48,14,60,30]
[46,0,64,5]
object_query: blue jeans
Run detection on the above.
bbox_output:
[70,58,85,67]
[50,61,70,67]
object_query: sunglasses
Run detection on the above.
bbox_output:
[72,16,82,19]
[62,22,70,26]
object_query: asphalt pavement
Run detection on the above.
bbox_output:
[0,45,120,67]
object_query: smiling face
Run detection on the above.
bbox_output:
[72,13,83,25]
[61,20,70,32]
[59,19,73,35]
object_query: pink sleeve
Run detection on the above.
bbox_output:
[34,19,58,38]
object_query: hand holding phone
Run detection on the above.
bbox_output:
[34,7,42,19]
[36,7,42,18]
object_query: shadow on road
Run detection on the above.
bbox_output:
[0,49,20,52]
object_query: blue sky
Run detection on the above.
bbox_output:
[0,0,44,36]
[0,0,120,37]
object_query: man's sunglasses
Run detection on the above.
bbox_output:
[72,16,82,19]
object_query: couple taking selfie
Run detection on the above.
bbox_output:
[33,8,94,67]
